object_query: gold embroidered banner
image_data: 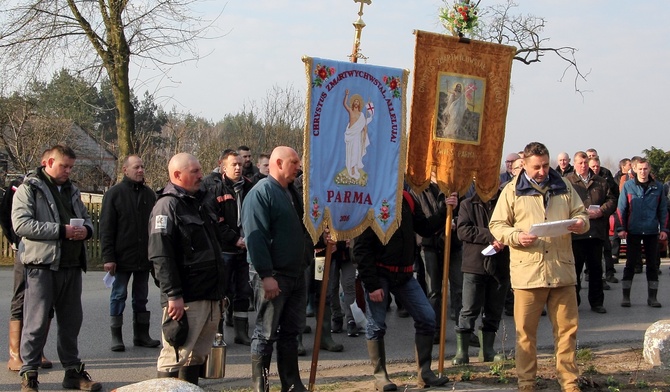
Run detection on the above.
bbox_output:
[407,30,515,201]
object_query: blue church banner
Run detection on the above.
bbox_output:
[302,57,408,245]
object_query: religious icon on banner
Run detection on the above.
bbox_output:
[337,89,374,186]
[407,30,515,201]
[434,73,485,145]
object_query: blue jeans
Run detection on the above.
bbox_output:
[109,270,150,316]
[456,272,509,333]
[250,270,306,357]
[363,276,435,340]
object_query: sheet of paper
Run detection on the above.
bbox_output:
[481,244,498,256]
[103,272,115,288]
[529,219,579,237]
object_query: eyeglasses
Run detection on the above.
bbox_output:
[505,160,516,164]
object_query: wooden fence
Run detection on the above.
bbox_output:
[0,202,103,266]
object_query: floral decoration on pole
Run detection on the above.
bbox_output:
[439,0,479,37]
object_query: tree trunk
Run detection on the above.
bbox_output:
[106,1,135,180]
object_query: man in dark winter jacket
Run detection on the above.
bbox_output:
[202,150,254,345]
[567,152,617,314]
[100,155,160,352]
[452,187,510,365]
[555,152,574,177]
[353,191,449,391]
[149,153,227,385]
[411,181,462,341]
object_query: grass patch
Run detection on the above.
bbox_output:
[576,347,594,362]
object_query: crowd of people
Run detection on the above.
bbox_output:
[3,141,667,392]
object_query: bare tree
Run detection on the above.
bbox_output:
[446,0,589,93]
[0,95,72,174]
[0,0,223,164]
[258,84,305,154]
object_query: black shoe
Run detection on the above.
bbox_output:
[62,363,101,391]
[591,305,607,314]
[504,307,514,316]
[635,265,643,274]
[331,317,343,334]
[347,321,359,337]
[541,308,547,316]
[21,371,39,392]
[603,280,611,290]
[468,333,480,348]
[584,271,589,282]
[397,308,409,318]
[303,325,312,334]
[606,274,619,283]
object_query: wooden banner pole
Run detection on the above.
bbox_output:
[308,241,333,391]
[437,205,453,376]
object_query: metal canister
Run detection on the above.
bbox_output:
[201,333,226,379]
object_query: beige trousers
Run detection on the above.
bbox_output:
[514,286,579,391]
[156,300,221,373]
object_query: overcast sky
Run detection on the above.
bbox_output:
[132,0,670,167]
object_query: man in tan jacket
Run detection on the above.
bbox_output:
[489,142,589,392]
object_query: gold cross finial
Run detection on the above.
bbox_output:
[350,0,372,63]
[354,0,372,17]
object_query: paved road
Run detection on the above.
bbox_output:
[1,260,669,391]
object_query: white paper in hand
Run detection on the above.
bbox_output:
[481,245,498,256]
[103,272,115,288]
[529,219,578,237]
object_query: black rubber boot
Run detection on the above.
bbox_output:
[277,339,306,392]
[415,333,449,388]
[233,316,252,345]
[133,311,160,348]
[366,339,397,391]
[251,354,271,392]
[110,315,125,352]
[320,307,343,352]
[157,370,178,378]
[452,331,470,365]
[479,330,505,362]
[178,365,200,385]
[331,316,344,333]
[621,280,631,307]
[647,281,662,307]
